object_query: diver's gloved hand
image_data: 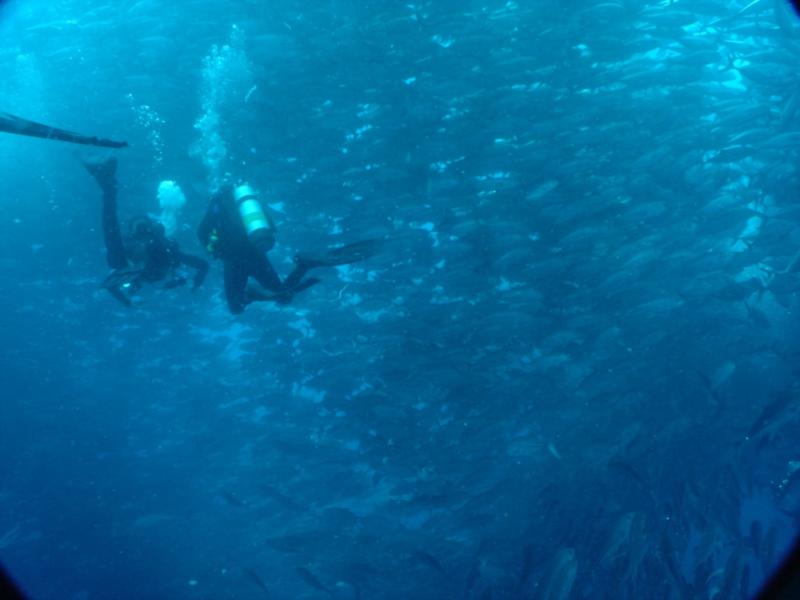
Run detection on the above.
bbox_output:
[101,267,144,307]
[101,266,144,290]
[107,286,133,307]
[291,277,321,294]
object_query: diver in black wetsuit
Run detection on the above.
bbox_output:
[81,156,209,307]
[197,183,378,314]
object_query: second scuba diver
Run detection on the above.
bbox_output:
[81,156,209,307]
[197,183,378,314]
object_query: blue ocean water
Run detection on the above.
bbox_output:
[1,0,799,598]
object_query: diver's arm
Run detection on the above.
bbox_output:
[178,252,210,288]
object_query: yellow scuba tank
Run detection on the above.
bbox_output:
[234,184,275,250]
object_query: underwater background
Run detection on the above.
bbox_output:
[1,0,800,598]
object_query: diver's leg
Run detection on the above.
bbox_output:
[282,261,311,291]
[246,254,317,304]
[81,156,127,270]
[223,261,249,314]
[251,254,284,293]
[101,191,128,270]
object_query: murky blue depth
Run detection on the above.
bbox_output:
[1,0,799,598]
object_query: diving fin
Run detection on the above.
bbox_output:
[295,239,380,269]
[0,111,127,148]
[79,154,118,190]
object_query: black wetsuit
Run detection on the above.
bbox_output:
[197,187,313,314]
[91,160,208,306]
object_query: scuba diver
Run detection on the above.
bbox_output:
[81,156,209,307]
[198,183,378,314]
[0,111,127,148]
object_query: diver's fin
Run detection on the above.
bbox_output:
[79,155,118,190]
[80,154,118,181]
[295,239,381,269]
[0,111,127,148]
